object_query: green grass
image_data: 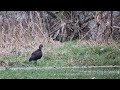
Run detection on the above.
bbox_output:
[0,40,120,67]
[0,40,120,79]
[0,67,120,79]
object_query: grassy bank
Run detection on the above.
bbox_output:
[0,40,120,67]
[0,40,120,79]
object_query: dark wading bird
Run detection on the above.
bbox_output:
[29,44,43,65]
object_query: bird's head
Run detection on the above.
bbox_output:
[39,44,43,49]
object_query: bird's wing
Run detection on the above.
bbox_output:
[32,49,42,56]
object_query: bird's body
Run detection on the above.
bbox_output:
[29,44,43,62]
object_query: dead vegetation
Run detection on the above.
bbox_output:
[0,11,120,55]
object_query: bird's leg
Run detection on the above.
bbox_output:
[34,61,37,66]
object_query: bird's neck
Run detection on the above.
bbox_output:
[39,49,42,51]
